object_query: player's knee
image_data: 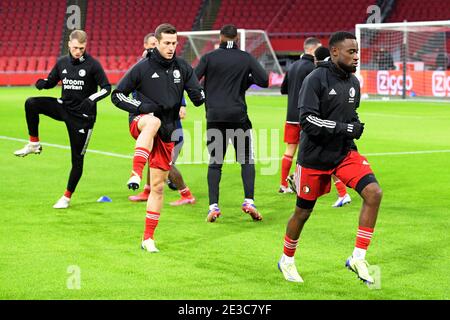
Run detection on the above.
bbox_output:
[150,181,164,196]
[138,115,160,135]
[144,115,161,129]
[361,183,383,205]
[25,97,37,110]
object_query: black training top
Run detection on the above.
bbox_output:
[111,48,204,141]
[195,41,269,123]
[42,53,111,118]
[280,54,315,123]
[298,61,362,170]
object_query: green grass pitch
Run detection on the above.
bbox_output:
[0,87,449,299]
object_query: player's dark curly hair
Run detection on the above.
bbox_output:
[329,31,356,48]
[220,24,238,39]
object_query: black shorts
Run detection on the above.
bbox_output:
[206,119,254,165]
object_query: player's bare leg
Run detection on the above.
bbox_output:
[169,165,196,206]
[128,115,160,190]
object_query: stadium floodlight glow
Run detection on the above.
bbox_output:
[355,20,450,100]
[177,29,283,76]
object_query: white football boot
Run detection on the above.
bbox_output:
[141,238,159,253]
[345,256,374,285]
[53,196,71,209]
[14,142,42,157]
[332,193,351,207]
[278,255,304,283]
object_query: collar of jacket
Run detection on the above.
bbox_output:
[328,60,352,79]
[219,41,238,49]
[150,48,176,68]
[70,53,88,65]
[301,54,314,63]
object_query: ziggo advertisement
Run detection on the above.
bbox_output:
[359,70,450,97]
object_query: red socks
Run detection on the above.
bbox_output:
[180,187,193,198]
[283,235,298,257]
[144,211,160,240]
[281,154,293,187]
[334,179,347,197]
[355,226,374,250]
[64,190,72,198]
[30,136,39,143]
[132,147,150,178]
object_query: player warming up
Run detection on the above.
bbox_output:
[14,30,111,209]
[195,24,268,223]
[128,33,195,206]
[111,24,204,252]
[278,32,382,285]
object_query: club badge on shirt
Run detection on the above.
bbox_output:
[173,69,181,84]
[348,87,356,103]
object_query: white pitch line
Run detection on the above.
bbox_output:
[0,135,132,159]
[1,135,450,164]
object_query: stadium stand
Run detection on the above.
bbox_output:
[386,0,450,23]
[84,0,202,71]
[1,0,449,85]
[0,0,65,73]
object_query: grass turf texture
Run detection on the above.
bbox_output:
[0,87,449,299]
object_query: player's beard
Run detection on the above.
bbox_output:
[338,60,357,73]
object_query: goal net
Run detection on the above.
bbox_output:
[356,20,450,100]
[177,29,283,86]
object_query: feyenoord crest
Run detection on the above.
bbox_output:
[79,69,86,77]
[302,185,310,194]
[173,69,181,83]
[348,87,356,103]
[349,87,356,97]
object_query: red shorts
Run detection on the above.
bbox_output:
[148,135,174,171]
[284,122,301,144]
[295,151,374,201]
[129,114,145,140]
[129,115,174,171]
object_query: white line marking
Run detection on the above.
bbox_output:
[1,136,132,159]
[2,135,450,164]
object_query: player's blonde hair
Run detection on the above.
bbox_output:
[69,30,87,43]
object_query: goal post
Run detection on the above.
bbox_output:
[355,20,450,100]
[177,29,284,84]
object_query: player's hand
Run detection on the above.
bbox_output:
[76,98,95,114]
[138,102,162,118]
[35,79,47,90]
[347,122,365,139]
[179,106,186,119]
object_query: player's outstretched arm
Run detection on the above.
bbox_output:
[184,65,205,107]
[35,63,60,90]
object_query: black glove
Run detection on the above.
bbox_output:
[138,102,163,118]
[76,98,95,114]
[35,79,47,90]
[346,122,365,139]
